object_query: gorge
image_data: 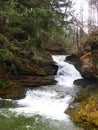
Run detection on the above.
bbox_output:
[0,55,84,130]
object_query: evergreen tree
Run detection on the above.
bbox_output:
[0,0,73,50]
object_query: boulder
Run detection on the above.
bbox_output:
[80,52,96,79]
[66,54,82,72]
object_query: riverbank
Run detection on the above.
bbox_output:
[67,79,98,130]
[0,0,67,99]
[66,30,98,130]
[0,55,85,130]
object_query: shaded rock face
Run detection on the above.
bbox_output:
[14,60,58,76]
[80,52,96,79]
[66,54,82,72]
[0,61,58,99]
[77,31,98,79]
[66,52,97,79]
[0,57,58,99]
[74,78,98,88]
[41,42,66,55]
[39,62,58,75]
[80,44,98,79]
[67,31,98,130]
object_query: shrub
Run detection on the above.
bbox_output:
[0,34,9,47]
[0,49,15,62]
[86,30,98,46]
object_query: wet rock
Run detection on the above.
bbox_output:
[9,75,56,87]
[80,52,96,79]
[74,79,98,88]
[0,86,26,99]
[66,54,82,72]
[39,61,58,75]
[0,54,58,99]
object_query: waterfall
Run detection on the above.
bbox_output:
[7,55,82,122]
[52,55,82,86]
[0,55,85,130]
[0,55,82,126]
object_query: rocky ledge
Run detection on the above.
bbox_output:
[79,31,98,79]
[66,41,98,79]
[0,55,58,99]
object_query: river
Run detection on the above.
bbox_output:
[0,55,83,130]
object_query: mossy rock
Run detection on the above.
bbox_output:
[68,86,98,130]
[69,94,98,130]
[16,60,46,75]
[0,86,26,99]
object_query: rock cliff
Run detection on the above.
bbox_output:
[80,31,98,79]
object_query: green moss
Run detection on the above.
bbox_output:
[68,89,98,130]
[11,45,20,51]
[0,79,8,89]
[0,114,59,130]
[0,49,15,61]
[0,34,9,47]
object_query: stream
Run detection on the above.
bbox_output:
[0,55,83,130]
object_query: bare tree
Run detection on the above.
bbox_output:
[88,0,98,33]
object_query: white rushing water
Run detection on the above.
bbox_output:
[52,55,82,86]
[9,55,82,121]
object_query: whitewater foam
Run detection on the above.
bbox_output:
[7,55,82,121]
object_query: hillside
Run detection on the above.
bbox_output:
[67,30,98,130]
[0,0,70,98]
